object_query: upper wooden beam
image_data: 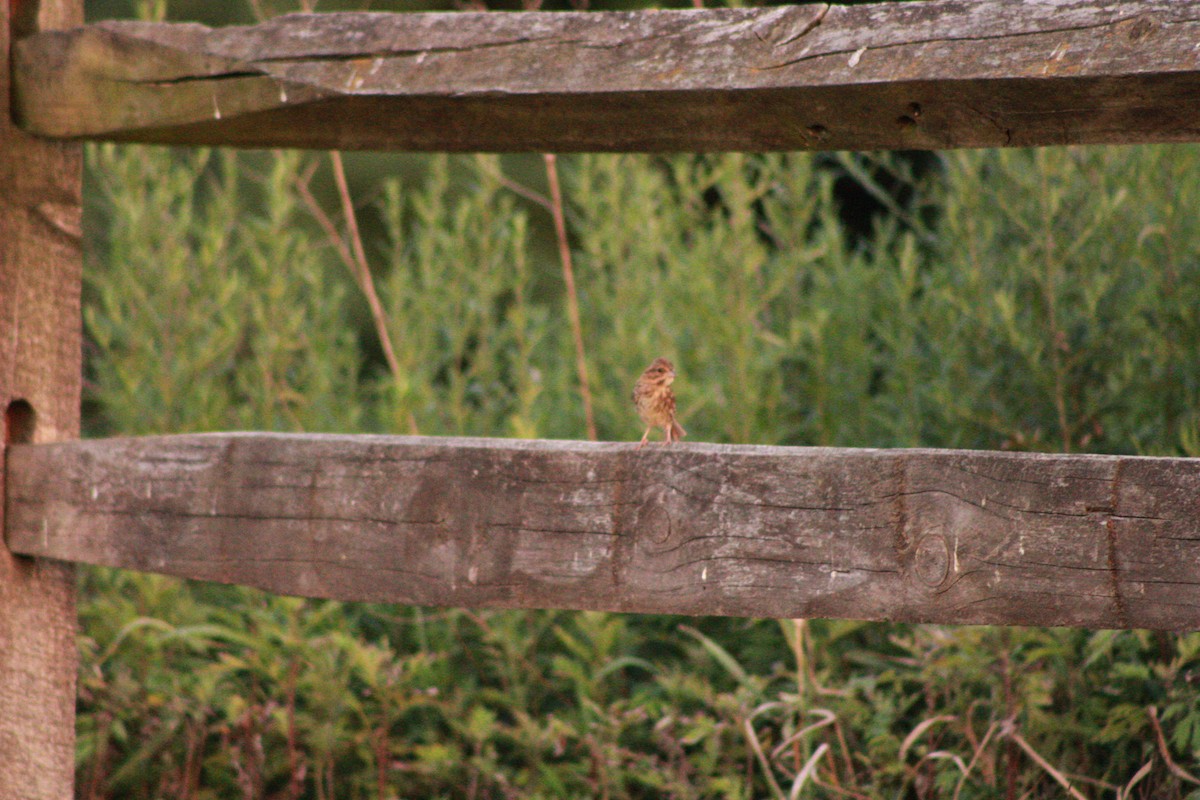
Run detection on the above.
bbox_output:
[12,1,1200,152]
[8,433,1200,630]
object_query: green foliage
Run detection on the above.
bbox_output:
[85,145,362,435]
[932,147,1200,454]
[374,155,547,438]
[80,140,1200,798]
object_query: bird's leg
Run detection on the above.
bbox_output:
[664,424,674,445]
[638,428,651,449]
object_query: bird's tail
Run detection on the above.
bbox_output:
[671,420,686,441]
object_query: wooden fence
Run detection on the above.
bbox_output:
[4,0,1200,795]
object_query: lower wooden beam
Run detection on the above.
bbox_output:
[7,434,1200,630]
[1,0,83,797]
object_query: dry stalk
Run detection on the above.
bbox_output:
[295,154,418,435]
[791,619,807,703]
[543,153,597,440]
[770,709,836,764]
[789,743,829,800]
[1005,725,1089,800]
[1148,705,1200,785]
[831,715,858,789]
[899,715,957,762]
[953,720,999,800]
[474,159,552,210]
[743,712,788,800]
[811,777,871,800]
[1118,760,1153,800]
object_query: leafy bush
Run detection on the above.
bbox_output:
[80,140,1200,798]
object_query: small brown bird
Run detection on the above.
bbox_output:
[632,357,686,449]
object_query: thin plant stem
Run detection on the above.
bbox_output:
[284,657,303,800]
[1040,166,1071,453]
[1005,728,1089,800]
[296,162,357,274]
[789,618,808,776]
[770,710,835,763]
[1148,706,1200,785]
[475,159,553,211]
[744,712,788,800]
[811,777,870,800]
[791,619,807,703]
[543,153,597,440]
[307,152,419,435]
[373,728,389,800]
[486,156,595,439]
[1001,636,1018,800]
[789,743,828,800]
[329,153,396,376]
[953,721,999,800]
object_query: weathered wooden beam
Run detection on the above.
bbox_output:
[1,0,82,796]
[12,1,1200,152]
[7,433,1200,630]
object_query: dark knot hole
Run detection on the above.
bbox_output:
[5,399,36,445]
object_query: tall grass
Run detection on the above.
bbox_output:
[79,141,1200,798]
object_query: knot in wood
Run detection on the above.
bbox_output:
[1122,16,1156,42]
[636,502,674,544]
[913,533,951,588]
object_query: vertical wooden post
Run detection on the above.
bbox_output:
[1,0,82,797]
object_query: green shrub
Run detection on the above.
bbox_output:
[80,140,1200,798]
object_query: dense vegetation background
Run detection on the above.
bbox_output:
[75,2,1200,799]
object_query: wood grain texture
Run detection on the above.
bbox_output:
[12,1,1200,152]
[0,0,82,797]
[8,434,1200,630]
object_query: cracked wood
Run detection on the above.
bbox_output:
[12,0,1200,151]
[7,434,1200,630]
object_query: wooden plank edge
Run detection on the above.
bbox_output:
[7,433,1200,630]
[11,2,1200,152]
